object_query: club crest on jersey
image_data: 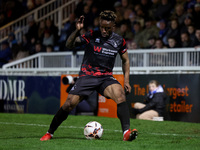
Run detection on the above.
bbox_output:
[95,38,100,43]
[94,46,102,52]
[113,42,117,48]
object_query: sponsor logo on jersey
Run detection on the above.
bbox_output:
[94,46,102,52]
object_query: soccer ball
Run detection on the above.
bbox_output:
[84,121,103,140]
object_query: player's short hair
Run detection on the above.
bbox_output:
[99,10,117,23]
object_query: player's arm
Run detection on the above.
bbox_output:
[66,16,84,49]
[120,51,131,94]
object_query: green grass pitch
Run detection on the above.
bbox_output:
[0,113,200,150]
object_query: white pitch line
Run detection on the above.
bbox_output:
[0,122,199,138]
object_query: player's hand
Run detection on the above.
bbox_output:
[124,82,131,95]
[76,15,84,30]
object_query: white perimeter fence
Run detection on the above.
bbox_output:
[1,48,200,76]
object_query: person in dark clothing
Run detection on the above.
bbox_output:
[191,28,200,48]
[40,10,138,142]
[133,80,166,120]
[0,41,12,68]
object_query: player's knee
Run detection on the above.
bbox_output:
[62,98,77,112]
[115,92,126,104]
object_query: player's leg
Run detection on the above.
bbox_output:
[103,84,138,141]
[40,94,83,141]
[103,83,129,130]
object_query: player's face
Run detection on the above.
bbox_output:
[99,19,114,38]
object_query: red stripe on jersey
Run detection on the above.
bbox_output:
[121,48,127,54]
[122,38,126,46]
[82,35,90,44]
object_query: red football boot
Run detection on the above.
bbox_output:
[123,129,138,141]
[40,133,52,141]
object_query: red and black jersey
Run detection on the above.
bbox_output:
[79,30,127,76]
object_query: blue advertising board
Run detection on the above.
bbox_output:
[0,76,60,114]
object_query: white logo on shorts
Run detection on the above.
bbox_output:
[71,85,76,91]
[110,77,116,80]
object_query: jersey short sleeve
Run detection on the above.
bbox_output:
[118,38,127,55]
[79,30,94,44]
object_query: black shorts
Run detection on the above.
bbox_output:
[69,75,120,97]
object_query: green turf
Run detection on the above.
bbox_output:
[0,113,200,150]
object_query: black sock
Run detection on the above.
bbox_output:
[117,102,130,132]
[48,107,69,134]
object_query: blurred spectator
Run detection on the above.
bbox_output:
[146,36,156,49]
[45,18,58,44]
[85,0,94,10]
[41,0,47,5]
[26,16,38,43]
[0,11,7,27]
[175,0,186,6]
[149,0,161,20]
[28,37,37,55]
[132,21,143,48]
[154,38,166,49]
[193,3,200,28]
[154,0,174,20]
[140,0,152,16]
[8,32,18,48]
[170,4,186,26]
[82,3,94,30]
[187,24,196,42]
[58,13,76,51]
[74,0,84,18]
[134,5,145,27]
[180,14,193,33]
[46,45,54,52]
[12,44,29,61]
[127,40,138,49]
[32,41,45,54]
[37,20,46,42]
[90,4,100,25]
[167,37,179,48]
[180,32,192,47]
[92,17,100,31]
[140,17,159,48]
[20,34,32,51]
[157,19,168,45]
[26,0,35,12]
[191,28,200,48]
[35,0,42,8]
[121,0,131,14]
[165,18,181,45]
[113,1,123,27]
[185,2,195,14]
[115,21,133,41]
[122,8,132,26]
[42,29,54,47]
[0,41,12,68]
